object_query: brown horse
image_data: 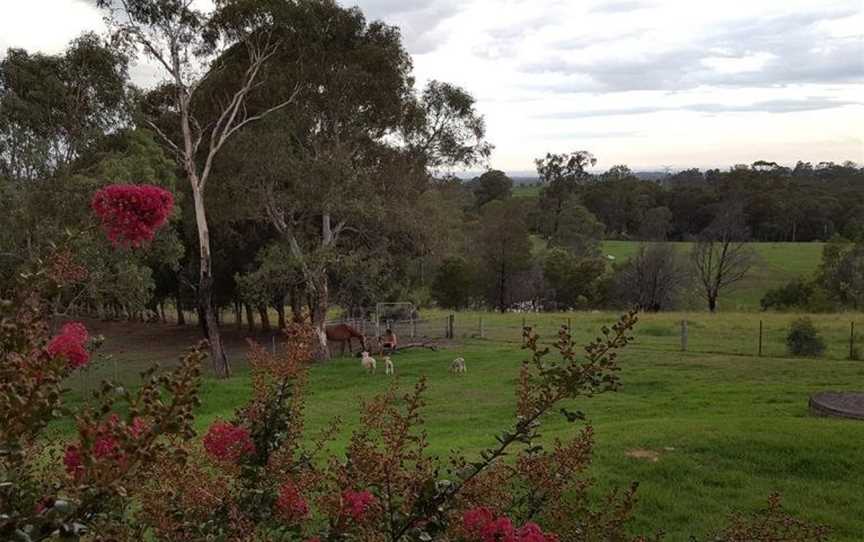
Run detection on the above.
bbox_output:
[325,324,367,356]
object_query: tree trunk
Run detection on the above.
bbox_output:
[311,285,330,361]
[245,304,255,333]
[275,297,286,329]
[191,184,231,378]
[708,295,717,313]
[289,287,304,323]
[234,301,243,329]
[258,306,271,332]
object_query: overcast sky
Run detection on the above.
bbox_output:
[1,0,862,172]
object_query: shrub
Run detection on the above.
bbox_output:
[786,317,827,357]
[760,279,813,311]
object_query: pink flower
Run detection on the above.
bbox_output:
[275,481,309,523]
[91,184,174,247]
[482,516,515,542]
[341,489,376,522]
[46,322,90,368]
[129,417,148,438]
[202,421,255,463]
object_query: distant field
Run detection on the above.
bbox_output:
[602,241,825,310]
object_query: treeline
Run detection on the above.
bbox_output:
[513,160,863,242]
[1,1,862,368]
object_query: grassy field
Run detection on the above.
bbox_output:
[57,310,864,541]
[602,241,825,311]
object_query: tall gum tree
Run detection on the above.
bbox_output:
[218,2,490,360]
[97,0,298,377]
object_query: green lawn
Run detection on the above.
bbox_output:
[58,312,864,541]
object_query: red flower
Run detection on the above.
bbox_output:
[464,507,496,536]
[462,508,558,542]
[202,421,255,463]
[91,184,174,247]
[46,322,90,368]
[275,481,309,523]
[340,489,376,522]
[63,445,83,477]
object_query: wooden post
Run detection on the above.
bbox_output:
[851,321,856,360]
[680,320,688,352]
[567,317,572,332]
[479,317,484,339]
[448,314,455,339]
[522,317,527,346]
[758,320,763,357]
[411,314,416,339]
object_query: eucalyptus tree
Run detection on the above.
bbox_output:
[97,0,299,376]
[0,32,130,183]
[220,1,491,359]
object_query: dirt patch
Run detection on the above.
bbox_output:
[625,448,661,462]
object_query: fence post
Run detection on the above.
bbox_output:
[680,320,688,352]
[567,317,572,332]
[448,314,455,339]
[479,317,484,339]
[851,321,856,360]
[758,320,763,357]
[411,314,416,339]
[522,317,527,346]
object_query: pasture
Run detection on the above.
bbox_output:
[602,240,825,311]
[58,310,864,541]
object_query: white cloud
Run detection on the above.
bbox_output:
[1,0,862,170]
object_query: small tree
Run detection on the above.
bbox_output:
[691,205,756,312]
[476,200,533,312]
[786,317,826,357]
[613,243,688,311]
[431,257,476,309]
[472,169,513,207]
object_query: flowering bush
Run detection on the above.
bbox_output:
[0,288,203,540]
[90,183,174,247]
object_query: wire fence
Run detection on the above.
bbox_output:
[66,312,862,397]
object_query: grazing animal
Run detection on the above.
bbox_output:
[450,357,466,374]
[325,324,367,356]
[383,356,394,376]
[360,351,377,374]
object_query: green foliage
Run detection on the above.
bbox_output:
[786,317,826,357]
[431,257,476,309]
[549,198,603,257]
[818,237,864,310]
[475,200,533,311]
[472,169,513,207]
[542,248,606,309]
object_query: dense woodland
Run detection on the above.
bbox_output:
[1,1,862,364]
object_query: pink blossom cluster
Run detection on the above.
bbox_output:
[202,421,255,463]
[275,481,309,523]
[91,184,174,247]
[341,489,376,522]
[463,507,559,542]
[46,322,90,368]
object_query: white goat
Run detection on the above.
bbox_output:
[383,355,394,376]
[360,351,377,374]
[450,356,466,374]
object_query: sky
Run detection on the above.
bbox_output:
[1,0,862,173]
